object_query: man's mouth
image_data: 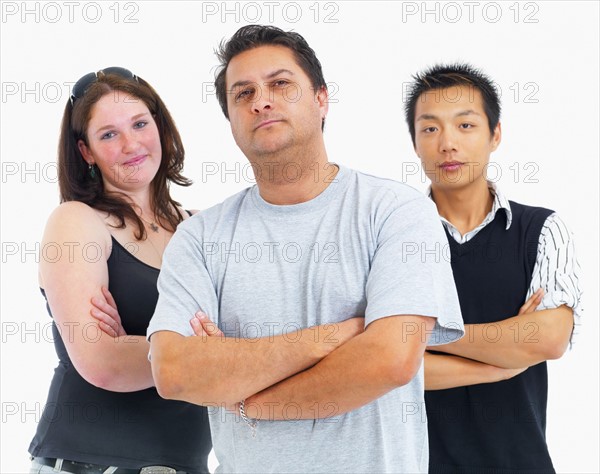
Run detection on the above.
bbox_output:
[439,161,463,171]
[255,119,283,130]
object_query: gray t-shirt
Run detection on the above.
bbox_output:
[148,165,463,473]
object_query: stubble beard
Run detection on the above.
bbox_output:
[239,120,324,186]
[245,127,306,186]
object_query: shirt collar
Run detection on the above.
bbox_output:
[427,182,513,230]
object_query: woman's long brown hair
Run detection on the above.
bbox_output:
[58,72,192,240]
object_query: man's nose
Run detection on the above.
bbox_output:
[252,87,274,114]
[439,128,458,153]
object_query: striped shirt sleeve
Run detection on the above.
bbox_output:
[527,213,584,346]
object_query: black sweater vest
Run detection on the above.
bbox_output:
[426,201,554,474]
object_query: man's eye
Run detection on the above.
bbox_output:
[459,123,473,129]
[236,89,254,101]
[423,127,437,133]
[273,80,289,87]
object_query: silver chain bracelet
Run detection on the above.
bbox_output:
[239,399,258,438]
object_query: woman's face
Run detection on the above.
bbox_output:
[78,91,162,194]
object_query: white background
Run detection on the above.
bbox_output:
[1,1,598,472]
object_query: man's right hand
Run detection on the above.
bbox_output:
[190,311,224,338]
[517,288,544,315]
[189,313,364,349]
[501,366,529,380]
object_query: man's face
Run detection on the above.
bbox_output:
[414,85,501,191]
[225,45,328,159]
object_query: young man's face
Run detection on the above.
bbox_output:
[413,85,501,191]
[225,45,328,159]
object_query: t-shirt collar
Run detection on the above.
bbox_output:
[251,163,350,218]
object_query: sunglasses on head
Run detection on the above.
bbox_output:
[70,67,137,105]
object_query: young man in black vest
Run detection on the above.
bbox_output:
[404,64,583,473]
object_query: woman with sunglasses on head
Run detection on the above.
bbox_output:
[28,68,211,474]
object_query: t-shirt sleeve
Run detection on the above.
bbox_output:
[147,226,219,341]
[365,194,464,345]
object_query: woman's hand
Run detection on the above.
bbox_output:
[91,286,127,337]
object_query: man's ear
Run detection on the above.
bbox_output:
[316,85,329,121]
[78,139,94,165]
[491,122,502,151]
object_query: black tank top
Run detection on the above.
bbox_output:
[29,230,212,473]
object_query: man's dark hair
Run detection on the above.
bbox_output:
[404,63,501,146]
[214,25,327,129]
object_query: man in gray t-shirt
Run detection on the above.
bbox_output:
[147,25,464,473]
